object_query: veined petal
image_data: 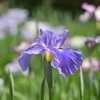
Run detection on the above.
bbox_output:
[25,43,45,54]
[37,36,46,47]
[45,30,53,47]
[39,29,69,48]
[18,43,45,71]
[39,29,54,47]
[56,30,69,47]
[51,47,83,77]
[18,53,31,71]
[38,29,46,46]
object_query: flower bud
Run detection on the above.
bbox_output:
[85,37,96,52]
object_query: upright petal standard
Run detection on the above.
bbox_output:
[18,29,83,77]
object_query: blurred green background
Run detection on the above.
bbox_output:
[0,0,100,100]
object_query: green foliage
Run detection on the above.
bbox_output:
[0,4,99,100]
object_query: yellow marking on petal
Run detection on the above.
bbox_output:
[54,46,62,52]
[57,48,62,52]
[44,51,53,62]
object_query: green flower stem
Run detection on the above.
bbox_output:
[66,77,71,100]
[96,40,100,99]
[9,70,14,100]
[79,67,84,100]
[93,75,99,99]
[95,22,100,99]
[88,52,93,100]
[97,41,100,67]
[28,64,33,100]
[43,56,52,100]
[49,88,52,100]
[43,58,52,89]
[41,77,45,100]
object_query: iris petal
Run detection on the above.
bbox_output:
[25,43,45,54]
[45,30,53,47]
[51,47,83,77]
[39,29,54,47]
[18,29,83,77]
[39,29,47,45]
[56,30,69,47]
[18,53,31,71]
[18,43,45,71]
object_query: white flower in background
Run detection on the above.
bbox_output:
[95,36,100,44]
[67,36,86,48]
[21,20,51,41]
[95,6,100,22]
[82,58,100,73]
[5,59,29,76]
[21,20,65,41]
[0,78,4,95]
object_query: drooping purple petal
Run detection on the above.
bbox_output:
[18,53,31,71]
[51,47,83,77]
[25,43,45,54]
[56,30,69,47]
[18,43,45,71]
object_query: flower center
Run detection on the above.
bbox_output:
[44,51,53,62]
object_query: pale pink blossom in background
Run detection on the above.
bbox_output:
[13,41,32,55]
[79,11,92,23]
[82,58,100,73]
[82,2,96,13]
[79,2,100,22]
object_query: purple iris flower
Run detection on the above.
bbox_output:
[85,37,96,52]
[18,29,83,77]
